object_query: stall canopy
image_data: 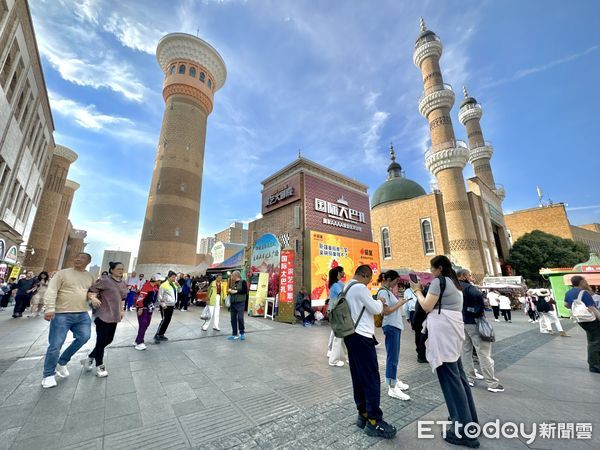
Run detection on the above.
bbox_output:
[208,249,245,270]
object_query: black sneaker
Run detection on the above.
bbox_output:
[153,336,161,344]
[159,335,168,341]
[589,366,600,373]
[365,420,397,439]
[444,429,480,448]
[356,413,368,429]
[417,357,427,363]
[487,384,505,393]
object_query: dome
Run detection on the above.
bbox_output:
[371,177,427,208]
[460,96,477,109]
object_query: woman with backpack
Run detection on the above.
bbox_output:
[410,255,479,448]
[326,266,347,367]
[377,270,410,401]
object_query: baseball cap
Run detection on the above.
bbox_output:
[151,273,163,281]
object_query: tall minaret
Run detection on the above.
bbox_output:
[458,86,500,195]
[413,19,484,277]
[136,33,226,275]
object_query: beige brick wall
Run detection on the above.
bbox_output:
[571,226,600,253]
[504,204,573,243]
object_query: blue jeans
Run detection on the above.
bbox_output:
[383,325,401,385]
[43,312,91,377]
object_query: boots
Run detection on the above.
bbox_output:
[559,331,570,337]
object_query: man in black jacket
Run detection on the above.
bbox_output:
[458,269,504,393]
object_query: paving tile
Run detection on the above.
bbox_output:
[164,381,197,404]
[105,392,140,419]
[59,409,104,446]
[10,431,62,450]
[172,399,205,417]
[104,412,142,435]
[178,403,252,446]
[104,418,188,449]
[0,426,20,450]
[0,402,36,428]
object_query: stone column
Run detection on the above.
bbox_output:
[24,145,77,274]
[136,33,227,276]
[45,180,79,272]
[62,228,87,269]
[413,19,484,278]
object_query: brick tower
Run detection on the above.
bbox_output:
[45,179,79,272]
[24,145,78,274]
[413,19,484,277]
[458,86,500,194]
[136,33,226,276]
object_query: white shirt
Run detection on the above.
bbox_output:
[487,291,499,307]
[345,281,383,339]
[499,295,511,310]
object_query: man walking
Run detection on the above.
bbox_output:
[458,269,504,393]
[344,264,396,439]
[12,270,38,318]
[41,252,96,388]
[154,271,179,343]
[564,276,600,373]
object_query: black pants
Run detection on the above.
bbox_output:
[0,294,9,308]
[579,321,600,369]
[501,309,511,321]
[436,358,478,429]
[156,305,174,337]
[527,309,537,321]
[491,305,500,320]
[13,294,30,316]
[415,330,427,361]
[344,333,382,421]
[297,302,315,323]
[230,302,245,335]
[178,293,189,310]
[89,318,117,366]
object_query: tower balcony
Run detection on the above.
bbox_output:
[468,141,494,163]
[458,102,483,125]
[493,183,506,201]
[419,83,455,118]
[425,139,470,176]
[413,33,442,68]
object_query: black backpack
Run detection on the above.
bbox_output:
[535,296,550,313]
[411,276,446,333]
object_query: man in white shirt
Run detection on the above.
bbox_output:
[487,290,500,322]
[344,264,396,440]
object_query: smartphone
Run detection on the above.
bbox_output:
[409,273,419,283]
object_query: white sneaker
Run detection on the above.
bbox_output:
[528,319,533,323]
[326,350,332,358]
[135,343,147,351]
[328,360,344,367]
[494,319,500,322]
[388,386,410,400]
[55,364,69,378]
[41,375,57,389]
[474,370,484,380]
[96,365,108,377]
[80,357,93,372]
[201,325,208,331]
[395,379,409,390]
[213,327,220,331]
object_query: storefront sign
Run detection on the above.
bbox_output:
[9,265,21,279]
[248,272,269,316]
[261,174,301,214]
[314,196,367,232]
[249,234,282,315]
[0,263,7,279]
[308,231,380,300]
[0,239,5,261]
[278,249,295,303]
[580,265,600,272]
[211,242,225,264]
[5,246,18,264]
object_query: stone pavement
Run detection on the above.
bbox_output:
[0,306,597,449]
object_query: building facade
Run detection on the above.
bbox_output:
[214,222,248,245]
[100,250,132,274]
[371,20,511,278]
[199,236,215,255]
[505,204,600,253]
[136,33,226,276]
[0,0,55,276]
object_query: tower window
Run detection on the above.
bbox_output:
[207,79,212,89]
[421,218,435,255]
[199,72,205,82]
[178,64,186,74]
[170,65,176,75]
[381,228,392,259]
[175,227,180,237]
[189,67,196,77]
[157,179,161,191]
[180,182,186,192]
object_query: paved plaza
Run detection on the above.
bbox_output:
[0,307,597,449]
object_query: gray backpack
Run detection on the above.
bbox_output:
[327,282,365,338]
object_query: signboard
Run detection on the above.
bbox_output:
[580,266,600,272]
[9,265,21,279]
[248,272,269,316]
[5,245,18,264]
[482,276,523,286]
[0,263,7,279]
[211,242,225,264]
[308,230,380,300]
[304,173,372,241]
[261,174,301,215]
[278,249,295,303]
[249,233,281,315]
[0,239,5,261]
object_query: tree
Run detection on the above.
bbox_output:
[507,230,589,286]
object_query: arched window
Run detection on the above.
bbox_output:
[170,65,176,75]
[421,219,435,255]
[207,79,212,89]
[180,182,186,192]
[175,227,180,237]
[157,179,161,191]
[381,228,392,259]
[199,72,205,82]
[178,64,186,74]
[189,67,196,77]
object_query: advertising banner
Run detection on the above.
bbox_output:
[248,272,269,316]
[249,233,281,315]
[308,231,380,300]
[9,265,21,280]
[279,249,295,303]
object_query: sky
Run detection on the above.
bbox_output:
[29,0,600,268]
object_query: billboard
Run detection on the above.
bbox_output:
[307,230,380,300]
[279,249,295,303]
[249,233,281,315]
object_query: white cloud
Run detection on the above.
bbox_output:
[49,91,133,130]
[103,14,166,55]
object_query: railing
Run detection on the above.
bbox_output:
[460,102,482,111]
[419,83,453,102]
[425,139,468,159]
[415,33,441,48]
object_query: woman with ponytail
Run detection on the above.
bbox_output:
[377,270,410,401]
[410,255,479,448]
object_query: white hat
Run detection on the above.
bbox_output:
[151,273,163,281]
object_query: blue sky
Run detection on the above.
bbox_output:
[29,0,600,267]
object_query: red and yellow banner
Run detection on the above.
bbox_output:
[308,231,380,300]
[279,249,295,303]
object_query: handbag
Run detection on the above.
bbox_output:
[571,290,596,323]
[200,306,211,321]
[225,295,231,308]
[476,316,496,342]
